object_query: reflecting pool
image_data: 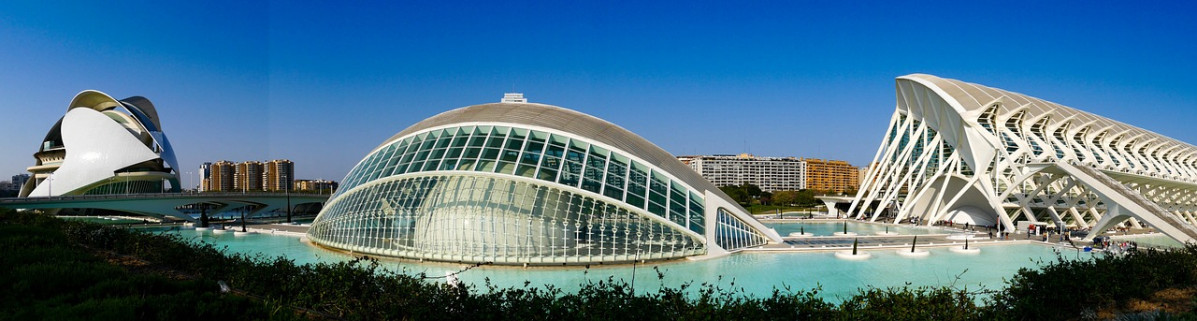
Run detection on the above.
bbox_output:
[764,221,950,236]
[153,227,1093,301]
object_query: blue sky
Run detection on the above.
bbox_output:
[2,1,1196,188]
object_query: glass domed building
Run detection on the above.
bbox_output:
[308,94,781,265]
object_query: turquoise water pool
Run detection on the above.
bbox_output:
[764,221,949,236]
[152,227,1091,301]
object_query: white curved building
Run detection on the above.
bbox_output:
[308,94,781,265]
[20,90,180,197]
[850,74,1197,243]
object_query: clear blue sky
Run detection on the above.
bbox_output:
[2,1,1196,188]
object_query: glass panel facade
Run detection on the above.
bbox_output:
[688,191,705,235]
[308,174,705,264]
[714,208,769,251]
[329,125,712,231]
[668,181,688,229]
[581,146,607,194]
[626,162,648,210]
[647,170,669,218]
[604,154,628,201]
